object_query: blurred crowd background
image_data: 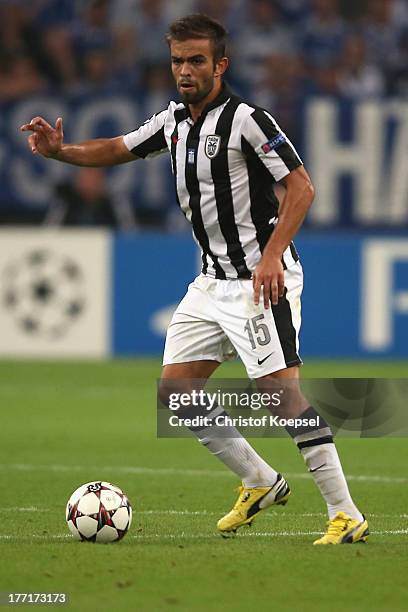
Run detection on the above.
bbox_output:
[2,0,408,104]
[1,0,408,229]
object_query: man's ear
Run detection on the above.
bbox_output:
[214,57,229,78]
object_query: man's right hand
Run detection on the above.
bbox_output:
[20,116,64,158]
[19,117,135,167]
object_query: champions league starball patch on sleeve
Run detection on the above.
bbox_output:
[261,133,286,153]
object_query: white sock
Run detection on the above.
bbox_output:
[300,442,364,522]
[199,432,278,488]
[188,404,278,487]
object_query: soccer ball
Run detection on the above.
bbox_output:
[66,481,132,543]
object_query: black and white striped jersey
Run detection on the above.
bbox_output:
[123,83,303,280]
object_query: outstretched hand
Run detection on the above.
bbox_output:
[20,116,64,158]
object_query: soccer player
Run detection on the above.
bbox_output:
[21,14,368,545]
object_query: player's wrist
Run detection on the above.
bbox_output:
[263,245,284,261]
[51,145,65,161]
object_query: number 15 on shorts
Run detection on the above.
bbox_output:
[244,314,271,349]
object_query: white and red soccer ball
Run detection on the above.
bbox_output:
[66,481,132,543]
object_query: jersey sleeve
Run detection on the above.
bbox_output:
[242,108,303,181]
[123,109,169,159]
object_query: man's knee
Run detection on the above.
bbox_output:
[158,378,207,409]
[158,378,183,408]
[255,370,308,417]
[158,361,219,407]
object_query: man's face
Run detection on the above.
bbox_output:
[170,38,219,105]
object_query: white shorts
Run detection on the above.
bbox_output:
[163,261,303,379]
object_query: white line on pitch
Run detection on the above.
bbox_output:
[1,508,407,521]
[137,510,408,519]
[0,507,50,513]
[0,529,407,541]
[128,529,408,539]
[0,509,326,517]
[1,463,407,484]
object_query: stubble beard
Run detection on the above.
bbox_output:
[179,77,214,105]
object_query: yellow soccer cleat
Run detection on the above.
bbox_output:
[313,511,369,545]
[217,473,290,537]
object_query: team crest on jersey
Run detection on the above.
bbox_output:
[205,135,221,159]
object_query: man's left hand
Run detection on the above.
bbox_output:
[252,256,285,308]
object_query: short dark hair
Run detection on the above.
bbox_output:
[166,14,227,63]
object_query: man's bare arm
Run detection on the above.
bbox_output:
[20,116,136,166]
[52,137,135,166]
[264,166,314,258]
[253,166,314,308]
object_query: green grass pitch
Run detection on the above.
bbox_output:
[1,359,407,611]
